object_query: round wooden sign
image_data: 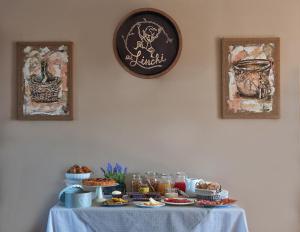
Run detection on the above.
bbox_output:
[113,8,182,79]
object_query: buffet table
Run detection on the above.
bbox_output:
[46,203,249,232]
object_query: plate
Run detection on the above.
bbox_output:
[196,199,237,208]
[163,198,195,206]
[101,202,129,207]
[83,183,119,188]
[197,204,234,208]
[134,202,165,208]
[101,198,129,207]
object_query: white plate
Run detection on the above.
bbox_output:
[134,202,165,208]
[163,198,195,206]
[82,183,119,188]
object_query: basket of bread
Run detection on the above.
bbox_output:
[195,181,229,201]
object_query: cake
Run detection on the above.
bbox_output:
[82,178,116,186]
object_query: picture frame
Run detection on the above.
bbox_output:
[113,8,182,79]
[16,42,73,120]
[221,38,280,119]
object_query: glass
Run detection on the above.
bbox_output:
[165,187,178,198]
[157,174,172,196]
[138,184,150,194]
[131,174,142,192]
[144,171,159,192]
[174,172,186,192]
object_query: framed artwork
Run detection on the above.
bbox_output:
[113,8,182,79]
[221,38,280,119]
[17,42,73,120]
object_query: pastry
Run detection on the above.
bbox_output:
[82,178,116,186]
[196,182,221,191]
[67,165,92,174]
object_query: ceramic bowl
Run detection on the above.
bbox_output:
[65,172,92,180]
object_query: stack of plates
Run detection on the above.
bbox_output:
[194,189,229,201]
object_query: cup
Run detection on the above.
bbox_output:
[186,178,204,193]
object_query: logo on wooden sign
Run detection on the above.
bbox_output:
[114,9,181,78]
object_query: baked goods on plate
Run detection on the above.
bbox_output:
[195,181,222,196]
[196,198,237,208]
[67,164,92,173]
[82,178,117,186]
[102,198,129,206]
[196,182,221,191]
[65,165,92,180]
[134,198,165,208]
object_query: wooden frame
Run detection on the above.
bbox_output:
[17,42,73,120]
[221,38,280,119]
[113,8,182,79]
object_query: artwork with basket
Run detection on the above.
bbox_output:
[17,42,73,120]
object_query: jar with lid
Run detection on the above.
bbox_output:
[157,174,172,196]
[131,174,142,192]
[144,171,159,192]
[174,172,186,192]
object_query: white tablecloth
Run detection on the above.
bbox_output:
[46,203,248,232]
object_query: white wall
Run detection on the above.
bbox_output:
[0,0,299,231]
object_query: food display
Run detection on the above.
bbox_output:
[196,198,236,208]
[67,164,92,173]
[102,198,129,206]
[60,163,239,210]
[82,178,117,187]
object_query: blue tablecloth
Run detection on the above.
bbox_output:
[46,203,248,232]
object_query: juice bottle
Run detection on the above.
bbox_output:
[174,172,186,192]
[157,174,172,196]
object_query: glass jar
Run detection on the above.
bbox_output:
[174,172,186,192]
[157,174,172,196]
[165,188,179,198]
[144,171,159,192]
[131,174,142,192]
[139,184,150,194]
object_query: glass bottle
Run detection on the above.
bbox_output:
[144,171,159,192]
[174,172,186,192]
[157,174,172,196]
[131,174,142,192]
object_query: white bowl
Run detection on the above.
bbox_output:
[65,172,92,180]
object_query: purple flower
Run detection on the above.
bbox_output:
[107,162,113,173]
